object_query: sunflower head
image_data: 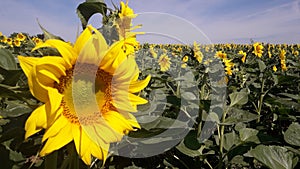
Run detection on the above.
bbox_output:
[18,25,150,165]
[158,53,171,72]
[117,1,140,39]
[252,42,264,57]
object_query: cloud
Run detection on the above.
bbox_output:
[199,0,300,43]
[130,0,300,44]
[0,0,81,42]
[0,0,299,44]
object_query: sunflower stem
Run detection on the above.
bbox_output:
[44,151,58,169]
[256,78,265,123]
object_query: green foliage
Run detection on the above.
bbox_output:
[76,0,108,29]
[245,145,297,169]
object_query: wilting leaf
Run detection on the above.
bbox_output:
[245,145,294,169]
[76,0,107,29]
[284,123,300,147]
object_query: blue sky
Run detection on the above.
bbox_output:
[0,0,299,44]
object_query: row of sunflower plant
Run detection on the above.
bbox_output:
[135,41,300,168]
[0,0,300,168]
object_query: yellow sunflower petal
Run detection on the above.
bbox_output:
[74,25,93,54]
[112,97,137,112]
[103,111,133,134]
[129,93,148,104]
[129,75,151,93]
[46,88,63,121]
[90,141,109,162]
[36,56,67,83]
[18,56,39,78]
[126,113,140,129]
[77,26,108,64]
[29,73,50,102]
[24,104,47,139]
[18,56,50,102]
[76,128,93,165]
[42,115,68,142]
[113,56,139,82]
[33,40,76,68]
[100,41,128,72]
[40,124,73,156]
[84,122,123,144]
[81,151,92,165]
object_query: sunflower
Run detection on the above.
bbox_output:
[117,1,139,39]
[238,50,246,63]
[273,65,277,72]
[223,59,234,76]
[13,39,21,47]
[252,42,264,58]
[182,55,189,63]
[279,49,287,71]
[149,45,157,59]
[215,51,227,59]
[193,42,203,63]
[32,37,43,45]
[18,25,150,165]
[17,33,26,41]
[158,53,171,72]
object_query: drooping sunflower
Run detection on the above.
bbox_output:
[158,53,171,72]
[238,50,247,63]
[117,0,139,39]
[18,25,150,165]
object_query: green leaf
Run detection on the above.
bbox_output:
[184,130,201,150]
[181,92,197,100]
[76,1,107,29]
[224,131,240,150]
[37,21,63,41]
[0,49,17,70]
[279,93,300,101]
[224,107,260,125]
[0,85,22,100]
[239,128,259,143]
[137,115,189,130]
[284,123,300,146]
[0,100,32,118]
[176,141,203,157]
[0,67,22,86]
[245,145,294,169]
[229,89,248,107]
[230,155,249,166]
[257,59,266,72]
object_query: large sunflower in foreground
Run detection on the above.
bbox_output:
[18,25,150,165]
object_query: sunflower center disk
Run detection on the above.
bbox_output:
[54,63,116,126]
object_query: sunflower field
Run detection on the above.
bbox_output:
[0,0,300,169]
